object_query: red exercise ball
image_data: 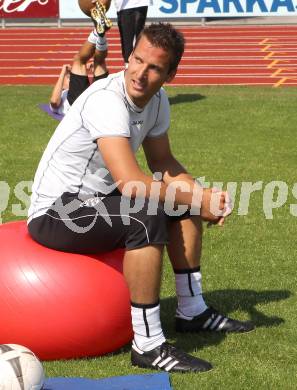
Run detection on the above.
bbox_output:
[0,221,132,360]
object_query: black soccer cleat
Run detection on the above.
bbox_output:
[131,341,212,373]
[176,307,255,334]
[90,1,112,36]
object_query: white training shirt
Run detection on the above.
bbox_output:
[28,70,170,222]
[49,89,70,116]
[114,0,153,12]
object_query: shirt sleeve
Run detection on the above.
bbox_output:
[81,89,130,141]
[146,88,170,138]
[49,90,69,115]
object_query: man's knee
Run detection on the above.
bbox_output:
[125,206,169,250]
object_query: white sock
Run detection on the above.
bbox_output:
[131,302,166,352]
[175,267,208,319]
[95,35,107,51]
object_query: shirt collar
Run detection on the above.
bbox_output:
[121,70,144,113]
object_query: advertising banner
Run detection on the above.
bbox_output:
[59,0,297,19]
[59,1,117,19]
[0,0,59,19]
[158,0,297,17]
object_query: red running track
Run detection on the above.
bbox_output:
[0,25,297,86]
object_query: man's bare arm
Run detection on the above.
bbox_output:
[50,64,70,108]
[143,133,195,186]
[98,137,231,223]
[143,134,232,225]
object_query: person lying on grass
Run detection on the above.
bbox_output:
[49,28,109,116]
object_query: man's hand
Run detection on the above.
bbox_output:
[61,64,71,75]
[201,188,233,226]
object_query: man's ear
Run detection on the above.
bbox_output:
[166,69,177,83]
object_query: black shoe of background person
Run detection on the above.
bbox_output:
[131,341,213,373]
[90,1,112,37]
[176,307,255,333]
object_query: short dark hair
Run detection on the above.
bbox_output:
[134,23,185,74]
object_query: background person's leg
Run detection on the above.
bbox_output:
[134,6,148,38]
[117,9,135,64]
[93,47,108,80]
[67,40,95,105]
[71,40,96,75]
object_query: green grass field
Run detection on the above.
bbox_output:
[1,85,296,389]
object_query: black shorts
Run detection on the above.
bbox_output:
[67,72,109,106]
[28,191,191,254]
[67,73,90,106]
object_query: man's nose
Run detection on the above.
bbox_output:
[137,65,148,80]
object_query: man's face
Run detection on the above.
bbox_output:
[125,36,176,108]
